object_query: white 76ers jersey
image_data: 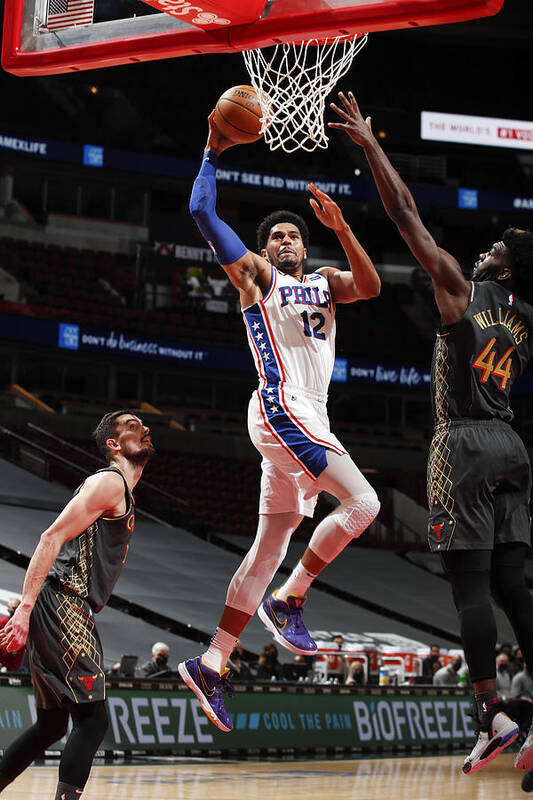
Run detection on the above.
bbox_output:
[242,265,336,397]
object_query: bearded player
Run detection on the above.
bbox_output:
[330,91,533,779]
[0,411,154,799]
[178,112,381,731]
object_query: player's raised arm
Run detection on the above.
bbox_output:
[329,92,470,314]
[189,112,271,306]
[0,471,124,653]
[308,182,380,303]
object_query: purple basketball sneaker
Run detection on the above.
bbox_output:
[178,656,233,732]
[258,592,317,655]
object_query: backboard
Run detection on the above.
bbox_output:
[3,0,504,76]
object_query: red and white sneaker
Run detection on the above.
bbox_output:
[462,710,519,775]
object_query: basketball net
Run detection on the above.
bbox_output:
[242,33,368,153]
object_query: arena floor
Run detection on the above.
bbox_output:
[1,752,524,799]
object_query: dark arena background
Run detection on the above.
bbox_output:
[0,1,533,798]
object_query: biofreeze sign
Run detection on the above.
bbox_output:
[0,686,475,751]
[351,698,474,744]
[421,111,533,150]
[108,696,213,746]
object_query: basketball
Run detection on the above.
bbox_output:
[213,85,264,144]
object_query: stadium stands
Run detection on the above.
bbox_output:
[0,445,517,660]
[0,236,432,362]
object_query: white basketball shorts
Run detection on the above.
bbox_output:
[247,385,346,517]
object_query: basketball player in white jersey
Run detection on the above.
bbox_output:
[178,112,381,732]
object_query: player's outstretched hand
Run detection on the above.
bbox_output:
[206,110,237,155]
[328,91,373,147]
[0,605,30,652]
[308,182,346,232]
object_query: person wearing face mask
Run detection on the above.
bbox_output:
[500,642,516,673]
[255,644,282,681]
[227,640,251,683]
[141,642,170,678]
[422,644,443,679]
[496,652,513,698]
[515,648,526,675]
[512,660,533,700]
[433,655,465,687]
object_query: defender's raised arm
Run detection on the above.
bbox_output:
[329,92,470,321]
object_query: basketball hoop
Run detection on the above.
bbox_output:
[243,33,368,153]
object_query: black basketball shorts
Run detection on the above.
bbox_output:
[427,419,532,552]
[28,581,106,709]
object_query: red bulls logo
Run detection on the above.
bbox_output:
[431,523,444,540]
[78,674,98,691]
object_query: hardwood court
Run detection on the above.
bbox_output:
[1,752,524,799]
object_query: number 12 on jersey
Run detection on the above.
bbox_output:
[473,337,514,390]
[301,311,326,340]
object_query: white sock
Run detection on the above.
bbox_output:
[276,561,317,603]
[202,627,236,674]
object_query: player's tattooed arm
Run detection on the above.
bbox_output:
[0,472,124,652]
[329,92,470,321]
[308,182,380,303]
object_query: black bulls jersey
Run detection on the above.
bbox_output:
[431,281,533,425]
[48,466,135,612]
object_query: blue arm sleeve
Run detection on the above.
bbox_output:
[189,150,248,266]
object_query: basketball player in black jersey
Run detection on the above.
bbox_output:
[331,92,533,780]
[0,411,154,800]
